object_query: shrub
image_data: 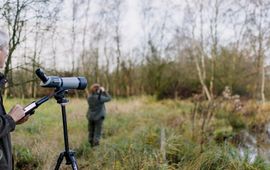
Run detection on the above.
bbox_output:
[228,113,246,131]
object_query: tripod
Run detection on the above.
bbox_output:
[54,89,78,170]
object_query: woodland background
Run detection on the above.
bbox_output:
[0,0,270,101]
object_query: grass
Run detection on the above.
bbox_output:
[3,96,270,169]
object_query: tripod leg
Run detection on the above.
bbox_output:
[66,151,78,170]
[54,152,65,170]
[70,155,79,170]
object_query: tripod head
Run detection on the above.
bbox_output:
[54,88,69,104]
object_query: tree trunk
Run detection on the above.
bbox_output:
[195,56,212,101]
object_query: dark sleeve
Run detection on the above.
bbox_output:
[0,114,16,137]
[98,92,111,103]
[87,96,91,105]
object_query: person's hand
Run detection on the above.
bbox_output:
[16,115,29,125]
[8,104,26,123]
[100,87,105,92]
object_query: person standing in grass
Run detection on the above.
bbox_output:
[0,30,29,170]
[87,83,111,147]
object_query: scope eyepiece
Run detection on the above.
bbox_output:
[35,68,48,83]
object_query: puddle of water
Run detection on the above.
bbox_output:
[238,123,270,163]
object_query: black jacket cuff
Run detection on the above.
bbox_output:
[5,115,16,132]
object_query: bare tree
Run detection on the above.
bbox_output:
[241,0,270,103]
[71,0,78,73]
[1,0,26,86]
[49,2,62,70]
[110,0,123,96]
[181,0,212,101]
[0,0,50,96]
[209,0,221,99]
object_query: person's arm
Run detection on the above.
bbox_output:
[0,114,16,137]
[98,87,111,103]
[99,91,111,103]
[0,104,25,137]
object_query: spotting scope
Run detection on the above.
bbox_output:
[35,68,87,90]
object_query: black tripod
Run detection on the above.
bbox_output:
[54,89,78,170]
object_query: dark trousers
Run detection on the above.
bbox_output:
[88,118,104,147]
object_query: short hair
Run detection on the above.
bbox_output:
[0,30,8,49]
